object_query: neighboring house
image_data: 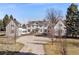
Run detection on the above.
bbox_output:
[6,19,22,37]
[26,20,66,36]
[6,19,66,37]
[26,20,48,34]
[54,20,66,36]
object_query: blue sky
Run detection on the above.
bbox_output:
[0,3,79,23]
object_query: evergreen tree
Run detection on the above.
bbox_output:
[3,14,10,30]
[0,20,4,31]
[10,15,14,20]
[66,3,79,37]
[22,24,26,29]
[77,12,79,35]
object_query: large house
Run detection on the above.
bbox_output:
[25,20,66,36]
[25,20,48,34]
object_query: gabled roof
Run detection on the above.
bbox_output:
[26,20,65,28]
[27,20,49,26]
[48,20,65,28]
[54,20,65,25]
[13,19,21,27]
[54,20,66,28]
[6,19,21,27]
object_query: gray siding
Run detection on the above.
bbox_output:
[6,20,18,37]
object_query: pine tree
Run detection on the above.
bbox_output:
[3,14,10,30]
[66,3,79,37]
[77,12,79,35]
[0,20,4,31]
[10,15,14,20]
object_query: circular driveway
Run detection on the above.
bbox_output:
[16,35,51,55]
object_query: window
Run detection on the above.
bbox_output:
[48,26,51,29]
[11,25,14,27]
[32,25,34,27]
[23,31,27,33]
[28,25,30,27]
[44,24,47,27]
[59,24,62,27]
[36,23,38,24]
[28,29,30,32]
[40,29,42,32]
[11,30,14,33]
[36,25,38,27]
[44,29,47,32]
[40,25,42,27]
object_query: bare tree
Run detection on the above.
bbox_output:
[46,8,62,23]
[58,23,67,55]
[46,8,67,54]
[46,8,62,44]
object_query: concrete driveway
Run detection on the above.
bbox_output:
[16,35,51,55]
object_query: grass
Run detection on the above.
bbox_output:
[0,36,24,52]
[67,44,79,55]
[44,38,79,55]
[0,35,20,44]
[0,42,24,51]
[0,31,5,36]
[0,36,16,44]
[44,43,62,55]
